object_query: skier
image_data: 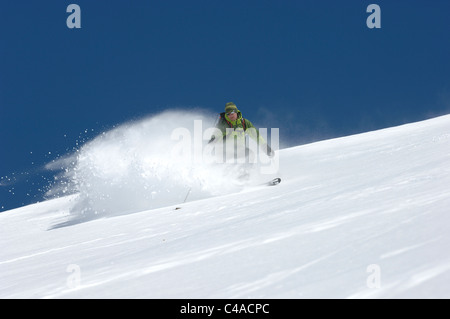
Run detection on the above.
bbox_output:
[208,102,275,162]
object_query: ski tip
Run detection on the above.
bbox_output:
[269,177,281,185]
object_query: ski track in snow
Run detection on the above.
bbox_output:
[1,114,450,298]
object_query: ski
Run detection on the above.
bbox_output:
[268,177,281,186]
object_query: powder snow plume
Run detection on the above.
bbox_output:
[46,109,247,221]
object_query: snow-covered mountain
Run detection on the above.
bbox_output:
[1,114,450,299]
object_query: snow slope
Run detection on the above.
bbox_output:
[1,115,450,298]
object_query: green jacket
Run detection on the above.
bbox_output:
[210,111,265,145]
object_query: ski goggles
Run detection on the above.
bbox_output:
[226,110,237,115]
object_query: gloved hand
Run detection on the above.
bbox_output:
[265,145,275,158]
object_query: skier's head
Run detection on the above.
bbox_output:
[225,102,238,121]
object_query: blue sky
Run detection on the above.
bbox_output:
[1,0,450,211]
